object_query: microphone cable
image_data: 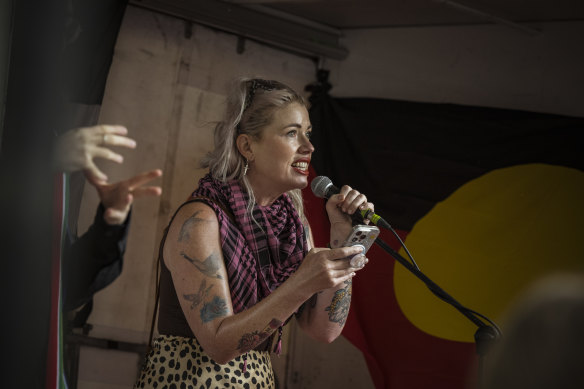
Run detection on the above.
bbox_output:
[374,236,502,336]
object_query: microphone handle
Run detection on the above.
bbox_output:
[360,209,391,229]
[323,183,391,229]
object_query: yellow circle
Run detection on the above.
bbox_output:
[394,164,584,342]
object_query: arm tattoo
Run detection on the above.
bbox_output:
[200,296,229,323]
[180,251,223,279]
[325,280,352,327]
[236,319,282,353]
[183,279,213,309]
[178,211,209,242]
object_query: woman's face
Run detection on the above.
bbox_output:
[247,102,314,199]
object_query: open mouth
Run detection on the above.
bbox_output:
[292,161,308,170]
[291,161,310,175]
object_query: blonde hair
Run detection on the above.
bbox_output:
[200,77,307,220]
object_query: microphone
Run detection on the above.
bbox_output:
[310,176,392,229]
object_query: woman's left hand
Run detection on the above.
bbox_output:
[325,185,374,248]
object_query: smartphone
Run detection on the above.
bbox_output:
[341,225,380,267]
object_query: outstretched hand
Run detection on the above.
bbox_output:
[53,124,136,183]
[85,169,163,225]
[53,124,163,225]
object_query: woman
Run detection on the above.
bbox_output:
[135,78,373,388]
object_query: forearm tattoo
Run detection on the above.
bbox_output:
[183,279,213,309]
[178,211,209,242]
[180,251,223,279]
[200,296,229,323]
[236,319,282,353]
[325,280,352,326]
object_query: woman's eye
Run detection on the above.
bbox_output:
[305,131,312,139]
[287,130,297,137]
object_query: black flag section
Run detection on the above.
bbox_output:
[308,93,584,231]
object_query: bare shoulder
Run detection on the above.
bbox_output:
[172,201,218,236]
[164,201,221,270]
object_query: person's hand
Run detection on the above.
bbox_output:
[53,125,136,183]
[325,185,374,248]
[292,246,366,292]
[85,169,163,225]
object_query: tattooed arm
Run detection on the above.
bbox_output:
[165,201,364,363]
[294,225,356,343]
[295,186,373,342]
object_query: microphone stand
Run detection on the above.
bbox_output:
[374,237,500,388]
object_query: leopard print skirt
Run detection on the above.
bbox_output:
[134,335,275,389]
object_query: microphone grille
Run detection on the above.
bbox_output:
[311,176,332,198]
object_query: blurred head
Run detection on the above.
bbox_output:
[483,273,584,389]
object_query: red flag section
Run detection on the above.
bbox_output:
[303,168,475,388]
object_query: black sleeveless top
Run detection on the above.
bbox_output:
[155,199,275,351]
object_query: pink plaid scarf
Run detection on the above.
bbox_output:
[190,174,307,313]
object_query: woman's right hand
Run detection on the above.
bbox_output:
[291,245,366,293]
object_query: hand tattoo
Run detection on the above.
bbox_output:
[180,251,223,279]
[325,280,352,326]
[178,211,209,242]
[183,279,213,309]
[236,319,282,353]
[200,296,229,323]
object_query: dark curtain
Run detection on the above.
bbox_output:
[0,1,127,387]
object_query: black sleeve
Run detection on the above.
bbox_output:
[63,203,131,311]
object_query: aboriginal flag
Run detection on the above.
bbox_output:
[301,89,584,389]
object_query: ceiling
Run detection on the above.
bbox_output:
[130,0,584,59]
[225,0,584,30]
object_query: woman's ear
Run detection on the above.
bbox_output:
[236,134,254,161]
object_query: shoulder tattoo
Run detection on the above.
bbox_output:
[180,251,223,280]
[178,210,211,242]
